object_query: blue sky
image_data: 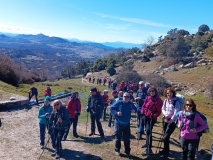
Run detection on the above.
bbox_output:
[0,0,212,44]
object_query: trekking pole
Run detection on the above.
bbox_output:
[85,112,88,136]
[155,127,164,154]
[38,125,55,160]
[147,118,153,155]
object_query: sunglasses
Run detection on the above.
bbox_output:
[167,92,173,95]
[186,104,193,107]
[123,96,130,98]
[54,103,60,106]
[149,90,155,93]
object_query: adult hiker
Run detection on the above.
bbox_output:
[112,80,118,90]
[178,98,207,160]
[118,81,125,91]
[159,87,181,158]
[86,87,105,138]
[43,86,52,97]
[141,86,163,155]
[38,96,55,149]
[108,90,118,128]
[110,92,137,159]
[29,86,38,104]
[102,90,109,121]
[135,81,148,140]
[62,92,81,140]
[50,100,70,159]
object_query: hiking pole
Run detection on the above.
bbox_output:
[85,112,88,136]
[147,118,153,156]
[38,125,55,160]
[155,127,164,154]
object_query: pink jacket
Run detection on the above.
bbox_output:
[178,111,207,140]
[141,95,163,120]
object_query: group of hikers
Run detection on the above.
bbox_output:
[36,80,210,160]
[29,86,52,104]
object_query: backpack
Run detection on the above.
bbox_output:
[190,111,209,137]
[180,111,209,137]
[175,93,185,109]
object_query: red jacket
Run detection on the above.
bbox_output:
[141,95,162,120]
[119,82,125,90]
[102,94,109,106]
[66,98,81,118]
[44,89,51,96]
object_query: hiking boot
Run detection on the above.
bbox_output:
[142,149,153,156]
[115,151,120,156]
[159,150,168,157]
[126,154,133,159]
[73,134,79,138]
[55,154,60,159]
[89,132,95,136]
[141,143,148,148]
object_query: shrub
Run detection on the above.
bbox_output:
[143,73,171,95]
[161,58,176,68]
[115,71,142,86]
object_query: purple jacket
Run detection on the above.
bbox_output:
[178,111,207,140]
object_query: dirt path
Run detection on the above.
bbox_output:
[0,104,211,160]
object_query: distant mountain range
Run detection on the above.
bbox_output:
[0,32,142,49]
[0,32,129,76]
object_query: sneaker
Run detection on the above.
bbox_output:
[51,152,56,156]
[40,145,44,149]
[141,143,148,148]
[142,149,153,156]
[107,125,111,128]
[115,151,120,156]
[126,154,133,159]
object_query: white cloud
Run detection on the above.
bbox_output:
[92,12,172,28]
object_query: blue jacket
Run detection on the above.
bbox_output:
[135,89,148,108]
[110,100,136,125]
[38,104,53,124]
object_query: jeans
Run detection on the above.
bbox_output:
[144,116,156,149]
[180,137,198,160]
[63,116,79,139]
[162,117,176,153]
[137,107,144,134]
[114,120,131,154]
[39,123,55,147]
[90,114,104,136]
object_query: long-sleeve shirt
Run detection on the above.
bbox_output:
[110,100,136,125]
[162,97,180,123]
[178,111,207,140]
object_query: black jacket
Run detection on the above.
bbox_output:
[87,92,104,115]
[50,106,70,130]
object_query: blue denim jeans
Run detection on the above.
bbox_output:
[39,123,55,147]
[180,137,198,160]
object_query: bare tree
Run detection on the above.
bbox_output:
[142,36,155,48]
